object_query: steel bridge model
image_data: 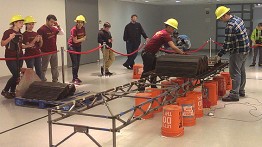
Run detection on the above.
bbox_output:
[48,62,228,147]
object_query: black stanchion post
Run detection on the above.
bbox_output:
[61,47,65,83]
[102,42,106,77]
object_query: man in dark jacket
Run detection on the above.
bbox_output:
[123,14,149,69]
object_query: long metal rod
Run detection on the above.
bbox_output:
[61,47,65,83]
[209,38,212,57]
[112,118,117,147]
[86,133,102,147]
[52,122,111,132]
[48,109,53,147]
[54,132,77,147]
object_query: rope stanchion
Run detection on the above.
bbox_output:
[108,43,145,56]
[61,47,65,83]
[66,46,102,55]
[0,51,58,61]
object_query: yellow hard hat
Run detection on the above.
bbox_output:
[74,15,86,23]
[215,6,230,19]
[24,16,37,24]
[164,18,178,29]
[10,15,24,24]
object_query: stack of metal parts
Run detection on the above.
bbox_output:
[155,54,208,78]
[23,81,76,101]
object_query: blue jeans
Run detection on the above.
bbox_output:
[228,52,248,98]
[4,60,23,92]
[123,41,140,67]
[69,46,81,80]
[25,57,42,79]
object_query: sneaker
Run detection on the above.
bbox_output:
[239,93,245,97]
[105,72,113,76]
[1,90,13,99]
[249,64,255,67]
[76,78,82,83]
[72,79,80,85]
[123,64,132,70]
[9,92,16,98]
[222,96,239,102]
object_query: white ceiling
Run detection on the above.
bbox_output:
[119,0,262,5]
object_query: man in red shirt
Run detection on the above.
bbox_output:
[68,15,86,84]
[37,14,64,82]
[139,18,185,91]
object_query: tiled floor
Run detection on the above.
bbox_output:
[0,51,262,147]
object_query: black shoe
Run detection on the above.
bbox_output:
[105,72,113,76]
[123,64,132,70]
[1,90,13,99]
[249,64,255,67]
[239,93,245,97]
[222,96,239,102]
[72,79,80,85]
[259,64,262,67]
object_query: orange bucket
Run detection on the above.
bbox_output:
[134,92,154,119]
[161,80,173,101]
[133,64,143,79]
[176,97,196,126]
[161,105,184,137]
[187,91,203,118]
[220,72,232,90]
[170,78,185,96]
[146,88,162,113]
[203,81,218,106]
[213,76,226,97]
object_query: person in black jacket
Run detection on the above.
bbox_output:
[123,14,149,69]
[98,22,115,76]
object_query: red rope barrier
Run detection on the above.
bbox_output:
[159,41,209,54]
[66,46,102,55]
[108,43,145,56]
[0,51,58,61]
[212,40,260,49]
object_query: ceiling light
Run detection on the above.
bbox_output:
[176,0,181,2]
[145,0,149,2]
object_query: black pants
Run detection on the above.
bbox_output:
[69,46,81,80]
[4,60,23,92]
[123,41,140,67]
[140,51,157,85]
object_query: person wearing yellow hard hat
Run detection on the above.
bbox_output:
[23,16,43,79]
[37,14,64,82]
[68,15,86,84]
[1,15,33,99]
[138,18,186,91]
[215,6,250,102]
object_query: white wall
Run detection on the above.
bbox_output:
[98,0,163,58]
[253,6,262,28]
[162,4,217,50]
[0,0,66,77]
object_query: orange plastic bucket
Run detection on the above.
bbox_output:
[187,91,203,118]
[134,92,154,119]
[161,80,173,101]
[220,72,232,90]
[161,105,184,137]
[213,76,226,97]
[203,81,218,106]
[176,97,196,126]
[146,88,162,113]
[133,64,143,79]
